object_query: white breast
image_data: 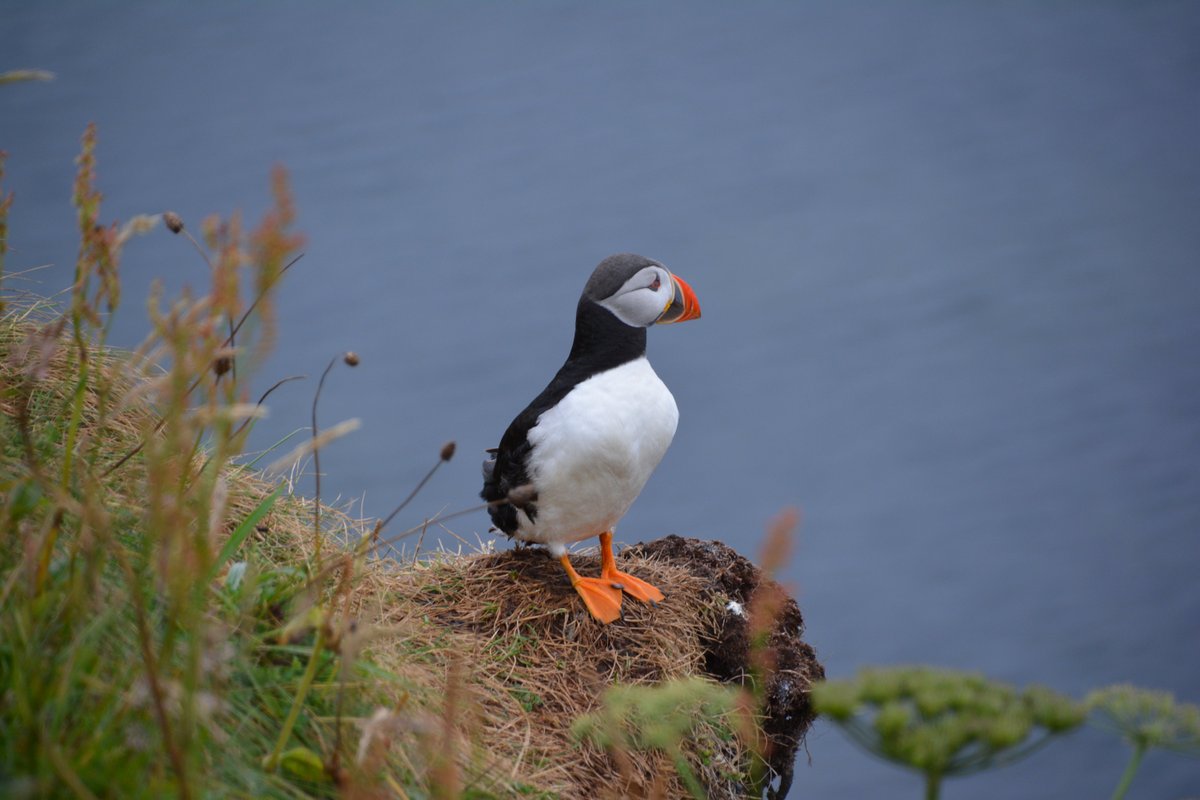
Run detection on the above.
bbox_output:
[517,357,679,554]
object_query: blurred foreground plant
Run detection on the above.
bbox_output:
[0,124,318,797]
[1087,684,1200,800]
[813,666,1084,799]
[572,677,741,800]
[0,122,608,800]
[572,511,810,800]
[0,69,55,85]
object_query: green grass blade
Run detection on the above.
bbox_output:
[243,427,308,469]
[209,483,283,582]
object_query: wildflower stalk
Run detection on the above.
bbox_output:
[1111,743,1144,800]
[1087,685,1200,800]
[310,355,338,564]
[0,149,12,316]
[378,441,456,531]
[61,125,101,496]
[309,352,360,564]
[102,252,304,478]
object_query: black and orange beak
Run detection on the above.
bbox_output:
[656,273,701,324]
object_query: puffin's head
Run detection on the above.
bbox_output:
[582,253,701,328]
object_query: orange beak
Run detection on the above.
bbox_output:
[656,273,702,324]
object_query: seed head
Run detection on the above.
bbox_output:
[212,356,232,376]
[440,440,456,462]
[343,351,360,367]
[163,211,184,234]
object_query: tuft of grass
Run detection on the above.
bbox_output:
[0,125,479,798]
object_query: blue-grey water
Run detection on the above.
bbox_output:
[4,3,1199,796]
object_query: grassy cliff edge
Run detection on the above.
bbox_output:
[0,306,822,799]
[0,134,821,797]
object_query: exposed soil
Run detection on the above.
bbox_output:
[628,536,825,798]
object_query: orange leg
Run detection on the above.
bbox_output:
[599,531,665,604]
[560,553,623,624]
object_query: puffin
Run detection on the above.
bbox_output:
[481,253,701,624]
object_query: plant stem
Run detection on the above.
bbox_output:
[311,355,338,564]
[59,362,89,492]
[925,773,941,800]
[1111,743,1145,800]
[671,745,706,800]
[116,550,191,799]
[264,628,326,772]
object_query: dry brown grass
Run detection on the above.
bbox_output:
[368,548,717,798]
[235,478,824,798]
[236,478,738,798]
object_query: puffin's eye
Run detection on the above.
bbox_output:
[649,277,661,291]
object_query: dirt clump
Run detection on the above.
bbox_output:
[364,535,823,799]
[629,535,824,798]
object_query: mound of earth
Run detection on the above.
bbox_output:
[366,534,823,799]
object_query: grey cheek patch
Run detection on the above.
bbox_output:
[657,277,686,323]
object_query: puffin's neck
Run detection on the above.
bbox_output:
[565,298,647,374]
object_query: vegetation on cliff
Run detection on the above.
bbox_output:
[5,121,1193,800]
[0,131,821,799]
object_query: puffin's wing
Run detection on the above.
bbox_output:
[482,364,584,535]
[481,393,546,536]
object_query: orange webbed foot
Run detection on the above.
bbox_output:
[560,553,623,624]
[570,575,624,623]
[603,567,665,604]
[598,531,665,605]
